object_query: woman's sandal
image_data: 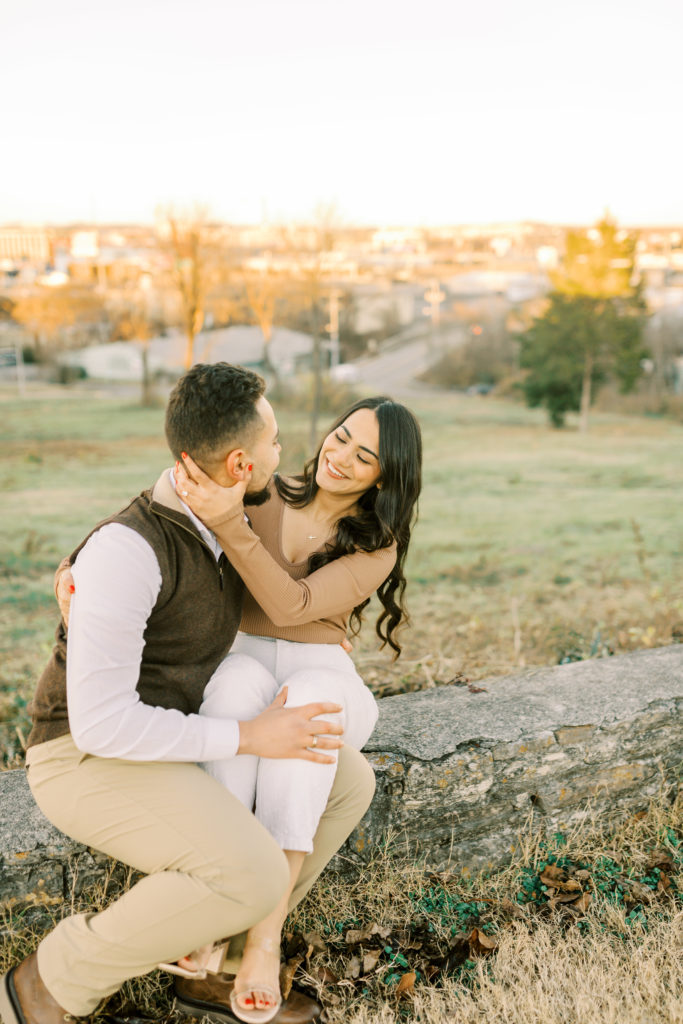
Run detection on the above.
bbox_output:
[158,941,227,980]
[229,935,282,1024]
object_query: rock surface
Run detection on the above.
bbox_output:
[1,646,681,933]
[341,645,683,874]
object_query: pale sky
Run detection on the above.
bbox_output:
[2,0,681,227]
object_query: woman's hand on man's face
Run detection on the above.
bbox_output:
[174,453,251,525]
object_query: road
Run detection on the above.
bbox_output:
[348,323,466,396]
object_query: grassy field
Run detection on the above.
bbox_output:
[1,383,681,756]
[0,382,681,1023]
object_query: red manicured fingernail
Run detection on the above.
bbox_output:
[247,464,253,472]
[69,584,75,593]
[181,452,188,459]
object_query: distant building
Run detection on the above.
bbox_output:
[57,326,315,382]
[0,227,53,265]
[70,231,99,259]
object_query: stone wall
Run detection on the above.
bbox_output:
[343,645,682,874]
[1,645,681,932]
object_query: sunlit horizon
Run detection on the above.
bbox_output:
[3,0,681,229]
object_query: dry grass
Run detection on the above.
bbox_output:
[2,787,678,1023]
[281,786,682,1024]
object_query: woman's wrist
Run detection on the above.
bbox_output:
[237,718,255,756]
[203,502,246,531]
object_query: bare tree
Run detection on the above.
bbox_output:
[111,298,165,406]
[280,203,341,447]
[158,206,209,370]
[243,263,283,381]
[12,286,106,361]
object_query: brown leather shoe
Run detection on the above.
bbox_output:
[174,972,321,1024]
[0,952,72,1024]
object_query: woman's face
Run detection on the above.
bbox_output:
[316,408,381,496]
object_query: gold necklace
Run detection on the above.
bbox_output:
[304,515,330,541]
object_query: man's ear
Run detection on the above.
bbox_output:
[225,448,250,482]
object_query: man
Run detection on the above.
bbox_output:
[0,363,375,1024]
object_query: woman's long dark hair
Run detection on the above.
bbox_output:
[275,396,422,656]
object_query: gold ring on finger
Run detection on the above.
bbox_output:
[310,735,318,748]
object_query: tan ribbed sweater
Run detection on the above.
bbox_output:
[210,483,397,645]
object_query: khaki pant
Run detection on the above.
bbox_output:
[26,733,375,1016]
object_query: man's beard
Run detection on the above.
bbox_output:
[244,485,272,507]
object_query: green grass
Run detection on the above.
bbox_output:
[1,384,682,756]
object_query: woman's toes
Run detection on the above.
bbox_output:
[236,988,276,1010]
[177,955,198,971]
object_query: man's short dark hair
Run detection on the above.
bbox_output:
[165,363,266,468]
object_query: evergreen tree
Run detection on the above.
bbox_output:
[520,218,648,429]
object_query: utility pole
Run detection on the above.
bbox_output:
[423,279,445,354]
[326,288,343,368]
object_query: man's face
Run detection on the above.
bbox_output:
[244,395,281,503]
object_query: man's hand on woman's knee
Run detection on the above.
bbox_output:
[237,687,343,764]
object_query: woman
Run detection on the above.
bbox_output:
[57,395,422,1023]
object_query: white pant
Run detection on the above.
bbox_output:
[199,633,379,852]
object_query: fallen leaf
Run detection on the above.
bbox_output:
[396,972,416,997]
[302,931,327,954]
[438,934,470,974]
[362,949,382,974]
[500,897,526,919]
[657,873,672,894]
[280,956,304,1001]
[392,927,424,951]
[541,876,583,893]
[308,965,340,986]
[574,869,591,881]
[548,892,585,909]
[283,933,307,958]
[467,683,488,693]
[622,879,656,903]
[469,928,498,955]
[345,922,391,946]
[540,864,567,883]
[571,892,592,914]
[344,956,362,979]
[647,850,674,873]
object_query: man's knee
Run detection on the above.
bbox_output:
[333,746,376,815]
[210,837,290,920]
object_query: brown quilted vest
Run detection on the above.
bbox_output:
[27,471,244,749]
